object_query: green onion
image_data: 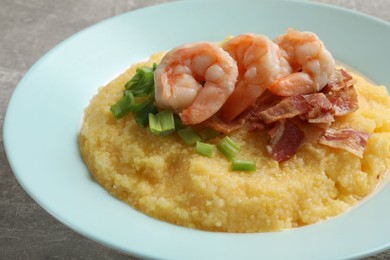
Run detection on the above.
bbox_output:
[133,100,158,127]
[198,128,220,141]
[217,136,240,160]
[159,110,175,134]
[177,127,201,146]
[231,159,256,172]
[148,113,159,135]
[111,64,157,120]
[110,94,135,119]
[124,65,156,97]
[148,110,175,136]
[195,141,213,157]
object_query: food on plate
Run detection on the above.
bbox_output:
[220,33,286,122]
[270,28,335,96]
[154,42,238,125]
[79,28,390,232]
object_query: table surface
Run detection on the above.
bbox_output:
[1,0,390,259]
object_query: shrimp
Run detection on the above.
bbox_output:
[269,28,335,96]
[219,33,289,122]
[154,42,238,125]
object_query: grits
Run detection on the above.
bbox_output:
[79,53,390,233]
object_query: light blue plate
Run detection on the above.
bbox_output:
[4,0,390,259]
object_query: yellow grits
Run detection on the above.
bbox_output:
[79,53,390,232]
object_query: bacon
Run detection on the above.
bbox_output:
[252,90,283,113]
[326,69,355,92]
[292,118,328,143]
[256,95,312,124]
[303,93,335,123]
[322,69,358,116]
[267,120,305,162]
[223,68,367,162]
[319,128,370,158]
[326,85,359,116]
[247,118,267,132]
[248,90,283,132]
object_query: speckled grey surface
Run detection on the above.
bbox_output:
[1,0,390,259]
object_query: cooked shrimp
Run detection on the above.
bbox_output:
[154,42,238,125]
[270,28,335,96]
[219,33,289,122]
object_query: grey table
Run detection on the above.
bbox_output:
[1,0,390,259]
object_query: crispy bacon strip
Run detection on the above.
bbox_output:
[326,69,355,91]
[256,95,312,124]
[303,93,335,123]
[247,90,283,132]
[247,118,267,132]
[251,90,282,113]
[220,68,367,162]
[326,85,359,116]
[319,128,370,158]
[267,120,305,162]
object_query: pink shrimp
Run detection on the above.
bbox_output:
[154,42,238,125]
[269,28,335,96]
[219,33,289,122]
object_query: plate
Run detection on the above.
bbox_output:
[4,0,390,259]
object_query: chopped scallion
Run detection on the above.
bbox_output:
[231,159,256,172]
[148,110,175,136]
[195,141,213,157]
[159,110,175,134]
[125,66,155,97]
[217,136,240,160]
[133,100,158,127]
[177,127,201,146]
[111,64,157,120]
[110,94,134,119]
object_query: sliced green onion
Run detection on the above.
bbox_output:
[111,64,157,120]
[125,66,155,97]
[177,127,201,146]
[133,100,158,127]
[198,128,220,141]
[110,94,135,119]
[217,136,240,160]
[148,110,175,136]
[195,141,213,157]
[159,110,175,134]
[231,159,256,172]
